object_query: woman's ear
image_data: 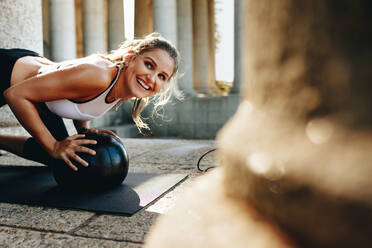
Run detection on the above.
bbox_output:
[124,50,136,65]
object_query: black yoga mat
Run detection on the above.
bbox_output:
[0,165,188,216]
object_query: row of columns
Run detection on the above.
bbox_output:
[135,0,241,96]
[46,0,124,61]
[44,0,242,95]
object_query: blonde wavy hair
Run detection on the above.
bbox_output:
[101,33,180,132]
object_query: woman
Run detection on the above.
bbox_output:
[0,33,179,171]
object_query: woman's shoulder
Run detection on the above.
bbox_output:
[67,56,113,80]
[79,54,113,67]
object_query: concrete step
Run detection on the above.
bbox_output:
[0,123,139,138]
[0,125,28,136]
[0,106,19,127]
[104,124,139,138]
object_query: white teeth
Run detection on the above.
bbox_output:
[137,79,150,90]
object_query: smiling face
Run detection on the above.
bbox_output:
[122,48,175,99]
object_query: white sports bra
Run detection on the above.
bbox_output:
[44,64,122,121]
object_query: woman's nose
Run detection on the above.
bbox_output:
[146,73,156,83]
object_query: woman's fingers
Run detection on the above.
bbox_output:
[61,154,78,171]
[99,129,121,141]
[74,143,96,155]
[62,147,91,171]
[86,128,121,141]
[73,139,97,155]
[56,134,98,170]
[68,134,86,140]
[67,134,97,156]
[69,152,89,167]
[86,128,99,133]
[75,138,97,145]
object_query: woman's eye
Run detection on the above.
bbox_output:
[145,61,152,69]
[159,74,165,81]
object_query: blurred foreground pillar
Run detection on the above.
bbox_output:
[219,0,372,247]
[146,0,372,247]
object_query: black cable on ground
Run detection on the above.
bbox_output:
[196,148,216,172]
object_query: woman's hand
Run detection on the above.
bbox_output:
[82,128,121,141]
[51,134,97,171]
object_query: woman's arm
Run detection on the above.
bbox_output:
[74,120,121,141]
[73,120,90,134]
[3,63,110,170]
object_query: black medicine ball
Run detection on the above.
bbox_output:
[52,132,129,191]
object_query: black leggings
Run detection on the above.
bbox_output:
[22,104,70,166]
[0,48,68,166]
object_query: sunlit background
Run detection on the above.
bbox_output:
[214,0,234,83]
[124,0,234,84]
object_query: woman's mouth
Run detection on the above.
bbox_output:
[136,78,150,90]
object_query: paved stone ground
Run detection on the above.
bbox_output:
[0,127,216,247]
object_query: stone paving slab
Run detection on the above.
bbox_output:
[0,137,215,247]
[126,138,216,166]
[73,211,159,243]
[0,153,42,166]
[146,175,200,214]
[128,162,210,177]
[0,203,94,232]
[0,226,141,248]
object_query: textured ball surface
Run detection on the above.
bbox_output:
[52,132,129,191]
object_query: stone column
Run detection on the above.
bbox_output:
[83,0,107,55]
[177,0,195,96]
[75,0,84,58]
[207,0,221,95]
[231,0,243,94]
[153,0,177,46]
[50,0,76,61]
[134,0,153,38]
[153,0,178,97]
[0,0,43,126]
[108,0,125,51]
[192,0,212,95]
[42,0,51,58]
[0,0,43,52]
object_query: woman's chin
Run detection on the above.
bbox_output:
[133,86,156,98]
[127,84,148,98]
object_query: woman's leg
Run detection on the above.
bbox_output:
[22,110,70,165]
[0,135,28,156]
[0,109,70,165]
